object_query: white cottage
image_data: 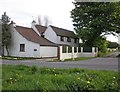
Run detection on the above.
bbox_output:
[4,22,58,58]
[43,25,79,47]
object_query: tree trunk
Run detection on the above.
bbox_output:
[5,45,9,56]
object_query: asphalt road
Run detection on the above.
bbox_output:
[1,57,119,71]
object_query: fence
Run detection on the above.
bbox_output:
[59,46,98,60]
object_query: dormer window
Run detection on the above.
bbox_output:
[60,36,64,41]
[74,38,78,43]
[67,37,71,42]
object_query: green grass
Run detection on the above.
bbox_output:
[97,51,113,57]
[1,56,36,60]
[2,64,119,91]
[64,57,94,61]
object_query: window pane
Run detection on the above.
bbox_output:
[62,46,66,53]
[67,37,71,42]
[83,47,92,52]
[74,47,77,53]
[78,47,81,52]
[20,44,25,52]
[61,36,64,41]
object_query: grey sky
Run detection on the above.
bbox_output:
[0,0,118,42]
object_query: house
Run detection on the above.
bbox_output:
[31,22,79,47]
[43,25,79,47]
[4,22,58,58]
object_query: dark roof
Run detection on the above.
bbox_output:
[15,26,58,46]
[50,25,78,38]
[35,25,47,34]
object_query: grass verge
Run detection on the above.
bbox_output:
[1,56,35,60]
[2,64,119,91]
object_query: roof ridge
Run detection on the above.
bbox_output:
[50,25,74,33]
[16,25,32,29]
[35,24,47,28]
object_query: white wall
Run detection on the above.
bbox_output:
[62,53,96,60]
[4,25,41,57]
[118,33,120,45]
[59,46,98,60]
[44,26,58,43]
[40,46,58,58]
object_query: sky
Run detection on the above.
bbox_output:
[0,0,118,43]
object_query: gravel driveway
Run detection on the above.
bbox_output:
[1,57,118,71]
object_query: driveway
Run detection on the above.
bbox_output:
[1,57,118,71]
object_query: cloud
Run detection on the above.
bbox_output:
[0,0,74,29]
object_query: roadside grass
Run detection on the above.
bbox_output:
[64,57,94,61]
[2,64,119,91]
[1,56,35,60]
[97,51,113,57]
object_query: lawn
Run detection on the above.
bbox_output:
[2,64,119,91]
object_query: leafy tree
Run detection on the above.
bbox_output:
[71,2,120,49]
[1,12,11,56]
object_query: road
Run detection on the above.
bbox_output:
[1,57,119,71]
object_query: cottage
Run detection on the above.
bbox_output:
[43,25,79,47]
[4,22,58,58]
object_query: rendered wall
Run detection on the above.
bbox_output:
[40,46,58,58]
[4,25,40,57]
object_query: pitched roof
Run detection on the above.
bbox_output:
[15,26,58,46]
[50,25,78,38]
[35,25,47,34]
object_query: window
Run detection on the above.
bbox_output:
[74,47,77,53]
[68,46,72,53]
[83,47,92,52]
[67,37,71,42]
[60,36,64,41]
[74,38,77,43]
[20,44,25,52]
[74,38,78,43]
[62,46,66,53]
[78,47,81,52]
[34,49,37,51]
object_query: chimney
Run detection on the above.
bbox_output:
[31,20,41,36]
[10,21,16,27]
[31,20,36,26]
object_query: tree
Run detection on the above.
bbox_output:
[71,2,120,48]
[1,12,11,56]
